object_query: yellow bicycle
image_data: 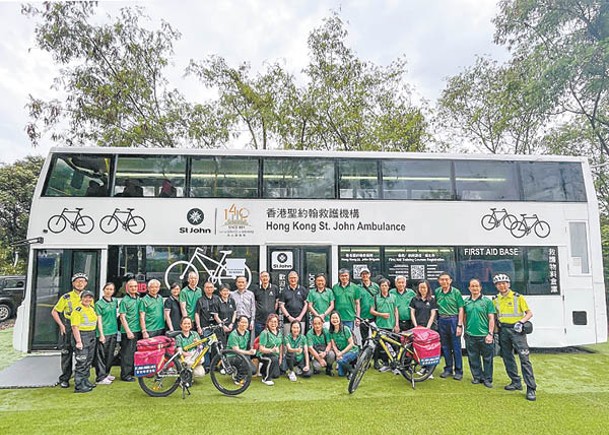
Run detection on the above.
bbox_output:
[138,324,252,398]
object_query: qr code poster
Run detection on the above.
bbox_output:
[410,265,426,280]
[353,264,368,279]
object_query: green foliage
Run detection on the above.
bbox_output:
[23,1,229,148]
[188,13,428,151]
[0,156,43,274]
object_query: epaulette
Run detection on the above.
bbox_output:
[75,306,82,312]
[513,292,520,297]
[62,293,71,300]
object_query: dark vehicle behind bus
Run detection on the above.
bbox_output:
[0,275,26,322]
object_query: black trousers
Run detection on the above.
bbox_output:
[58,322,74,383]
[399,320,413,332]
[120,332,142,379]
[74,331,96,390]
[499,327,537,390]
[94,334,117,382]
[285,352,312,377]
[259,354,280,381]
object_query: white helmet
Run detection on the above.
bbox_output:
[492,273,511,284]
[71,272,89,282]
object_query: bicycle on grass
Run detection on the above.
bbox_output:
[348,317,435,394]
[138,323,252,398]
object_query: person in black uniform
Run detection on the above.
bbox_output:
[253,271,279,337]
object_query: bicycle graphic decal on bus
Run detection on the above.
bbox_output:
[164,247,252,290]
[46,208,95,234]
[481,208,550,238]
[100,208,146,234]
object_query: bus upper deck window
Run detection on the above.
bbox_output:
[521,162,587,202]
[43,154,110,197]
[114,155,186,197]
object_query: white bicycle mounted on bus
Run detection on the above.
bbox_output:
[164,248,252,290]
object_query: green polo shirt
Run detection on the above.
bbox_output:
[306,288,335,321]
[464,296,496,337]
[332,282,361,321]
[390,288,416,321]
[434,286,464,316]
[119,295,141,333]
[284,334,306,362]
[306,328,330,348]
[257,329,283,357]
[139,294,165,332]
[175,331,201,350]
[329,326,359,353]
[179,286,202,320]
[227,329,250,351]
[373,293,397,329]
[95,297,118,337]
[359,282,379,320]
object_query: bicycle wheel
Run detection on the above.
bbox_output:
[348,346,373,394]
[480,214,496,231]
[534,220,550,238]
[99,215,118,234]
[509,220,527,238]
[209,350,252,396]
[127,216,146,234]
[47,214,66,233]
[164,261,198,290]
[401,357,436,382]
[75,215,94,234]
[138,355,182,397]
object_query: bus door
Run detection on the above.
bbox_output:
[29,249,100,350]
[267,246,331,293]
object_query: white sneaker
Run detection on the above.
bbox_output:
[393,369,401,376]
[379,365,392,373]
[106,375,116,381]
[288,371,297,382]
[96,377,112,385]
[262,379,274,386]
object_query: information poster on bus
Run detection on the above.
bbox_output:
[384,247,455,283]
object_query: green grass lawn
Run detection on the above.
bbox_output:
[1,329,608,434]
[0,328,26,372]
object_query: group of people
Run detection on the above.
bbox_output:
[52,267,537,400]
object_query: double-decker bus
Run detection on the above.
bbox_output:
[13,147,606,351]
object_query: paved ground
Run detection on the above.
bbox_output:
[0,354,60,389]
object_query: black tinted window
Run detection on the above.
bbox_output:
[382,160,452,200]
[43,154,111,197]
[263,158,335,199]
[521,162,586,202]
[455,160,519,200]
[191,157,259,198]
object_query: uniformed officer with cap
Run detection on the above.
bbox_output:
[51,272,89,388]
[493,273,537,401]
[71,290,98,393]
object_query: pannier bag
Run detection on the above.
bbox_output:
[134,336,176,377]
[409,327,441,366]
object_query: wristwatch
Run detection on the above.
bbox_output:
[457,324,463,328]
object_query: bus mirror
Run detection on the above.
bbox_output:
[70,171,84,189]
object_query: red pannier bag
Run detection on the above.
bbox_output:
[134,336,176,377]
[409,327,441,366]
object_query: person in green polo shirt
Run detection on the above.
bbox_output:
[435,272,465,380]
[370,278,399,371]
[306,316,335,376]
[94,282,118,385]
[284,321,311,381]
[328,311,359,377]
[307,273,335,323]
[358,268,379,343]
[464,278,496,388]
[139,279,166,338]
[332,269,361,335]
[258,313,283,386]
[175,316,201,366]
[390,275,416,331]
[180,271,202,320]
[227,315,257,376]
[119,279,141,382]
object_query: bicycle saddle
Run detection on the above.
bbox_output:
[219,250,232,255]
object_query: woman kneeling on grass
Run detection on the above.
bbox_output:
[257,313,282,386]
[329,311,359,378]
[284,320,311,381]
[175,317,201,366]
[227,315,257,375]
[306,315,335,376]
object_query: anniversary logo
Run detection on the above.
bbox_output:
[219,204,255,238]
[265,207,406,233]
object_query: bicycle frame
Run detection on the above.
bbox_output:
[371,329,411,367]
[190,248,228,279]
[181,332,220,368]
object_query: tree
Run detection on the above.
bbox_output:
[189,13,428,151]
[437,55,553,154]
[0,156,44,274]
[23,1,229,148]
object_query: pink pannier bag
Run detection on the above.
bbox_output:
[409,327,441,366]
[134,336,176,377]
